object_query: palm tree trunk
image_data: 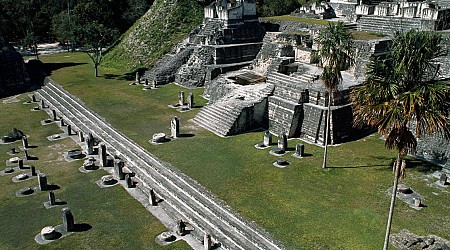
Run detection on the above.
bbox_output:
[322,91,332,169]
[383,155,401,250]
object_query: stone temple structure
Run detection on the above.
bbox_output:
[143,0,450,163]
[142,0,265,88]
[0,30,30,96]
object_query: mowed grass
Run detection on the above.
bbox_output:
[0,95,190,248]
[17,52,450,249]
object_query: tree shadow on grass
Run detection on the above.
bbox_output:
[103,67,148,81]
[44,62,87,74]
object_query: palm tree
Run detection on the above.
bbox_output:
[316,22,354,169]
[350,30,450,250]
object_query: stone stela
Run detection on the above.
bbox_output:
[171,117,180,138]
[62,207,75,232]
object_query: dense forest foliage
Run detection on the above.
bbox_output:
[0,0,304,45]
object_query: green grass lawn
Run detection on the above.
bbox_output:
[0,91,189,249]
[9,52,450,249]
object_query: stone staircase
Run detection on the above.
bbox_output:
[192,84,274,137]
[357,16,435,36]
[142,46,194,85]
[266,71,311,137]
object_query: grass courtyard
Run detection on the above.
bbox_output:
[1,52,449,249]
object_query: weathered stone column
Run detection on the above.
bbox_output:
[149,189,157,206]
[171,116,180,138]
[18,159,24,169]
[263,131,272,147]
[24,150,30,160]
[152,80,157,89]
[62,207,75,232]
[22,136,28,149]
[30,165,37,176]
[38,173,48,191]
[278,133,287,152]
[99,143,107,167]
[179,91,185,106]
[48,191,56,205]
[60,118,65,126]
[67,125,72,136]
[135,72,140,84]
[440,173,448,185]
[40,99,46,109]
[125,174,133,188]
[32,94,37,102]
[114,159,125,180]
[294,143,304,157]
[52,110,57,121]
[188,93,194,109]
[204,234,212,250]
[86,133,94,155]
[78,131,84,142]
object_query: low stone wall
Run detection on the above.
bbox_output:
[259,19,326,33]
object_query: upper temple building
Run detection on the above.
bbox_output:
[142,0,265,87]
[204,0,258,25]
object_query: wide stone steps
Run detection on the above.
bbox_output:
[191,103,241,137]
[357,16,432,35]
[36,79,284,250]
[301,104,327,143]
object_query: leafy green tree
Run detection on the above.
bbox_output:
[350,30,450,249]
[315,22,353,169]
[73,1,119,76]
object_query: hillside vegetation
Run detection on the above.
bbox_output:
[102,0,204,71]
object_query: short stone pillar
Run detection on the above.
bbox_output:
[86,133,94,155]
[145,79,149,86]
[67,125,72,136]
[18,159,24,169]
[10,147,17,154]
[22,136,29,149]
[440,173,448,185]
[48,191,56,205]
[38,173,48,191]
[263,131,272,147]
[99,144,107,167]
[32,94,37,102]
[188,93,194,109]
[294,143,304,157]
[24,150,30,160]
[125,174,133,188]
[114,159,125,180]
[204,234,212,250]
[152,80,157,89]
[278,133,288,152]
[60,118,65,126]
[78,131,84,142]
[41,99,46,109]
[177,220,186,236]
[135,72,140,84]
[52,110,57,121]
[149,189,157,206]
[178,91,185,106]
[62,207,75,232]
[414,198,422,207]
[30,165,37,176]
[171,116,180,138]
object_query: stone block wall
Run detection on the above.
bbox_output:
[231,98,269,134]
[213,42,262,64]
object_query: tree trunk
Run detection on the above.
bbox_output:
[94,64,98,77]
[322,91,332,169]
[383,155,402,250]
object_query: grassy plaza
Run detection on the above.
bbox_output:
[1,52,449,249]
